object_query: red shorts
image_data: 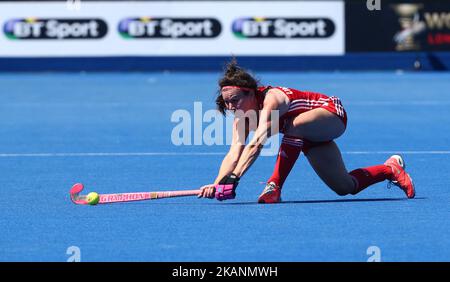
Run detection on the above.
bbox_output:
[280,95,348,132]
[302,96,347,154]
[322,96,347,128]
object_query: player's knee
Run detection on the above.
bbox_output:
[291,117,308,128]
[329,182,354,196]
[283,117,308,137]
[334,189,350,196]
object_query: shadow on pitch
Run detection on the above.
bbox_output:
[226,197,427,206]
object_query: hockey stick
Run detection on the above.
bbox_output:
[69,183,201,205]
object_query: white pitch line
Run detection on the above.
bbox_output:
[0,152,226,157]
[3,101,450,107]
[343,151,450,155]
[0,151,449,158]
[345,101,450,106]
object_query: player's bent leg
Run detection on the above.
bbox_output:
[258,182,282,204]
[304,141,356,196]
[258,135,303,204]
[284,108,346,142]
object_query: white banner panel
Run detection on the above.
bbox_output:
[0,1,344,57]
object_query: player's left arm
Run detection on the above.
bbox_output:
[213,89,289,201]
[232,94,282,178]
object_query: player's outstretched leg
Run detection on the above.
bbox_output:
[349,155,415,198]
[383,155,415,198]
[303,142,416,199]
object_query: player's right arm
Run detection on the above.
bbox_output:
[198,117,249,198]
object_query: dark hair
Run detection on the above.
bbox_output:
[216,58,259,115]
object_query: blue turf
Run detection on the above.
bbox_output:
[0,72,449,261]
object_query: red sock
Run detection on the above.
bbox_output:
[267,135,303,188]
[349,165,393,194]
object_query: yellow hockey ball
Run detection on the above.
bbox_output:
[87,192,100,205]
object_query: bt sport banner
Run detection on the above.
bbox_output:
[0,1,344,57]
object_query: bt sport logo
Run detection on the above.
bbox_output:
[118,17,221,39]
[3,18,107,40]
[232,17,335,39]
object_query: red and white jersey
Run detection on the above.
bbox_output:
[257,86,347,131]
